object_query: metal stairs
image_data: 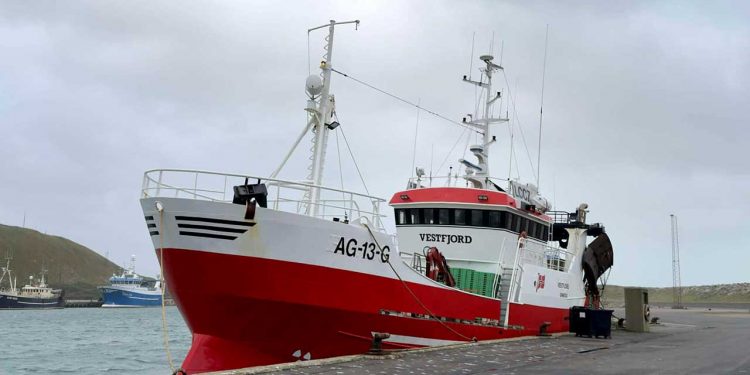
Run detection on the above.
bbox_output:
[498,267,514,325]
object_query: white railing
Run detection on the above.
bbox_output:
[405,175,511,189]
[141,169,387,230]
[543,246,573,272]
[506,239,575,304]
[507,238,525,304]
[512,240,574,272]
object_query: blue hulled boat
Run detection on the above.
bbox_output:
[98,255,161,307]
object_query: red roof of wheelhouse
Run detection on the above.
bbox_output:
[389,187,551,221]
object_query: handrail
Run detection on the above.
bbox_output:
[406,175,511,189]
[491,238,507,299]
[141,168,387,229]
[507,237,525,308]
[143,168,386,202]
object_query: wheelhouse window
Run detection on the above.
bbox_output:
[512,215,521,232]
[396,209,406,225]
[470,210,484,226]
[424,208,436,224]
[410,209,420,225]
[438,209,450,225]
[394,207,550,240]
[537,223,546,240]
[503,212,513,230]
[454,209,466,225]
[488,211,502,228]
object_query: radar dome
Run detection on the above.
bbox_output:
[305,75,323,97]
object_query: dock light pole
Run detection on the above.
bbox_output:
[670,214,683,309]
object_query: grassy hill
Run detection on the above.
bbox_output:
[0,224,121,299]
[601,283,750,306]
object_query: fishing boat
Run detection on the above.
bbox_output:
[140,20,613,373]
[98,255,162,307]
[0,255,65,309]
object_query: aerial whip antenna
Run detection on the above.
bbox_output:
[536,24,549,188]
[468,32,476,79]
[410,99,421,178]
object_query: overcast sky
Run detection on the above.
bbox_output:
[1,1,748,287]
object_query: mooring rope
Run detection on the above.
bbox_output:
[158,207,176,372]
[362,222,476,342]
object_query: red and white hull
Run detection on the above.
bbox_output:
[134,20,609,374]
[143,197,578,374]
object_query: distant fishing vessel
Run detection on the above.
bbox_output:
[0,255,65,309]
[98,255,162,307]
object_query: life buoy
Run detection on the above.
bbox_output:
[644,305,651,322]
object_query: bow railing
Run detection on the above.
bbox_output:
[141,169,387,230]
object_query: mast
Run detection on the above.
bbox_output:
[459,54,508,189]
[1,251,16,292]
[307,21,337,216]
[270,20,359,217]
[0,256,8,288]
[40,266,48,288]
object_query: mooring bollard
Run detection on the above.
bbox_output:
[369,332,391,354]
[538,322,552,336]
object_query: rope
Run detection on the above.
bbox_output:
[502,70,537,179]
[337,121,371,196]
[436,127,469,175]
[307,31,311,76]
[512,140,522,180]
[330,68,481,135]
[158,209,176,372]
[362,223,476,342]
[334,129,346,202]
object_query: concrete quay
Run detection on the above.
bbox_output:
[212,307,750,375]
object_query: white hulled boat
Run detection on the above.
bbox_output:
[0,256,65,310]
[140,20,613,374]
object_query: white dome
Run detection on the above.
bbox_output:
[305,75,323,97]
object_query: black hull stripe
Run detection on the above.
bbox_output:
[177,224,247,233]
[179,231,237,240]
[175,216,255,227]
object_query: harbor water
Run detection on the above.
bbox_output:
[0,306,190,374]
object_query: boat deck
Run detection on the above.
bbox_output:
[210,306,750,374]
